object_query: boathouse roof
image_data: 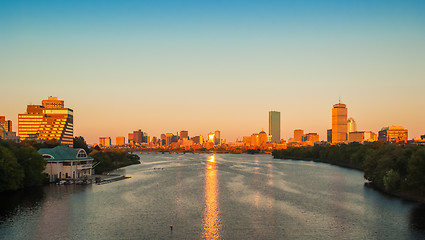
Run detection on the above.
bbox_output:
[38,146,93,161]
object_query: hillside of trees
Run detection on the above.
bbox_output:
[273,143,425,201]
[0,140,47,192]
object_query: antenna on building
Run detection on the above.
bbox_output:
[339,97,341,104]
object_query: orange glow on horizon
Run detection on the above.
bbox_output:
[202,155,221,239]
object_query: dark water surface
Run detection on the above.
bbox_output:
[1,153,425,239]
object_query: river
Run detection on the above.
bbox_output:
[1,153,424,239]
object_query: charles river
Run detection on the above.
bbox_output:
[1,153,425,240]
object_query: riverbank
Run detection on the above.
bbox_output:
[273,143,425,203]
[90,149,141,174]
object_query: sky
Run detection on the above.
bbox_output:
[1,0,424,144]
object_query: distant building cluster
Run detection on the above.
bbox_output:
[2,96,423,151]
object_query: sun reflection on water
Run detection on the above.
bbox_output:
[202,155,221,239]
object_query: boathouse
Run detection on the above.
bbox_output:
[38,146,93,182]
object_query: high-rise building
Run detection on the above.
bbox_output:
[133,130,143,144]
[191,136,202,145]
[99,137,111,147]
[302,133,319,143]
[294,129,304,142]
[128,133,134,143]
[327,129,332,143]
[378,126,408,143]
[208,132,215,143]
[165,133,174,146]
[347,117,357,133]
[180,130,189,140]
[269,111,281,143]
[18,97,73,147]
[0,116,12,132]
[116,136,125,146]
[214,130,221,145]
[332,102,347,143]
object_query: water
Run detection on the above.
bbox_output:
[1,153,424,239]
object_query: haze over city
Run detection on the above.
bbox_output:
[1,0,424,144]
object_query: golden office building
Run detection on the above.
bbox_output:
[378,126,408,143]
[99,137,111,147]
[18,97,73,147]
[303,133,320,143]
[0,116,12,132]
[116,136,125,146]
[332,102,348,143]
[294,129,304,142]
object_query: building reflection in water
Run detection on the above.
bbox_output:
[202,154,221,239]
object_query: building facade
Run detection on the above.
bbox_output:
[214,130,221,145]
[99,137,111,147]
[269,111,281,143]
[0,116,12,132]
[332,102,347,143]
[294,129,304,142]
[378,126,408,143]
[38,146,93,182]
[116,136,125,146]
[180,131,189,140]
[302,133,320,144]
[18,97,73,147]
[327,129,332,143]
[347,117,357,133]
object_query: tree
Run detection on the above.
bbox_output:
[73,136,90,153]
[407,148,425,193]
[383,169,401,192]
[13,147,46,187]
[0,145,24,192]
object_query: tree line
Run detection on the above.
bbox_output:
[272,142,425,200]
[0,140,47,192]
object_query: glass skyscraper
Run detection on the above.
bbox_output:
[269,111,281,143]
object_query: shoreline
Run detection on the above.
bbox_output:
[275,157,425,204]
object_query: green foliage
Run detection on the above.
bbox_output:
[0,145,24,192]
[273,143,425,195]
[407,148,425,193]
[0,139,47,192]
[21,139,60,150]
[90,149,140,173]
[73,136,90,154]
[383,169,401,192]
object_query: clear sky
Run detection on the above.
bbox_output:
[1,0,424,144]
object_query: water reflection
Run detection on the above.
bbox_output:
[202,155,221,239]
[0,187,44,223]
[410,203,425,232]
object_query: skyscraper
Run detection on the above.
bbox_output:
[214,130,221,145]
[180,130,189,140]
[294,129,304,142]
[332,101,348,143]
[18,97,73,147]
[347,117,357,133]
[269,111,281,143]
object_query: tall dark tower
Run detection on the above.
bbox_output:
[269,111,281,143]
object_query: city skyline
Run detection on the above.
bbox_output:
[1,1,424,144]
